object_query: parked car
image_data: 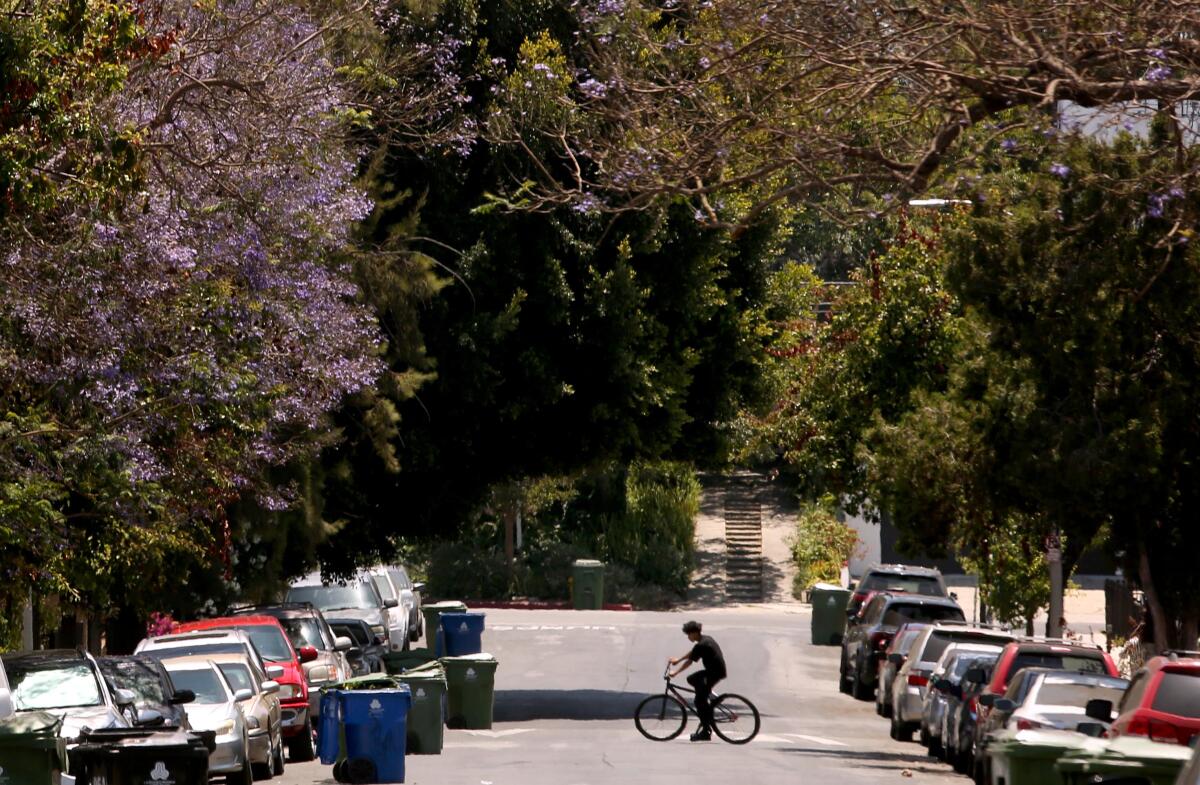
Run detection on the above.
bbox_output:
[970,639,1118,783]
[847,564,949,618]
[922,643,1007,757]
[230,602,355,727]
[1,649,137,740]
[368,567,414,651]
[285,572,395,652]
[381,564,425,642]
[842,593,966,701]
[876,623,930,718]
[162,659,255,785]
[890,622,1015,743]
[1111,653,1200,746]
[175,615,313,761]
[984,668,1127,734]
[134,629,282,683]
[98,655,194,729]
[327,618,387,676]
[0,653,12,719]
[943,652,1000,774]
[1176,738,1200,785]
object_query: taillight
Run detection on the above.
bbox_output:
[1015,719,1042,731]
[1126,717,1184,744]
[908,673,929,687]
[870,632,890,650]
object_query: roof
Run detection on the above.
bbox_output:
[229,603,318,618]
[177,615,282,630]
[1144,654,1200,673]
[145,629,247,644]
[864,564,944,578]
[880,593,962,608]
[159,653,253,669]
[0,649,88,665]
[1007,640,1106,654]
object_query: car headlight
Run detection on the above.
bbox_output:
[307,665,332,683]
[244,715,260,730]
[279,683,301,699]
[216,719,236,735]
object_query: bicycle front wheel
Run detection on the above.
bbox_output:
[711,693,760,744]
[634,694,688,741]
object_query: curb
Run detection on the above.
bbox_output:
[460,599,635,611]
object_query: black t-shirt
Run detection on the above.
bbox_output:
[689,635,727,679]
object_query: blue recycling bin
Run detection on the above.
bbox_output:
[440,612,485,656]
[341,687,412,784]
[318,690,343,765]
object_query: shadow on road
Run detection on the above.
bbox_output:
[775,746,951,776]
[495,689,644,722]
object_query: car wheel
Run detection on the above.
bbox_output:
[891,715,913,743]
[838,649,852,694]
[919,725,930,748]
[238,735,255,785]
[273,734,285,775]
[287,725,317,762]
[852,664,873,701]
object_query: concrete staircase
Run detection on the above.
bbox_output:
[723,482,764,603]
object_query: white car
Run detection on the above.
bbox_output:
[163,660,254,785]
[134,629,283,683]
[1,650,137,740]
[369,567,414,651]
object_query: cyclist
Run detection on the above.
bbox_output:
[668,620,727,741]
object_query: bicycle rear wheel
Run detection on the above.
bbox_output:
[711,693,760,744]
[634,694,688,741]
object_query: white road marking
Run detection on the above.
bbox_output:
[750,733,792,744]
[460,728,538,738]
[784,733,849,747]
[491,624,618,632]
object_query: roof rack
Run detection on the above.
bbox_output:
[1016,637,1104,651]
[1164,649,1200,660]
[931,620,1013,632]
[228,602,315,613]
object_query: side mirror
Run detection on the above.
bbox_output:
[1076,721,1108,738]
[113,688,137,709]
[935,678,953,692]
[383,598,399,609]
[888,653,904,666]
[169,689,195,705]
[994,698,1016,713]
[261,680,280,695]
[950,592,959,601]
[346,646,363,660]
[1085,698,1114,722]
[334,636,353,652]
[412,582,426,593]
[233,688,253,702]
[979,693,997,708]
[297,646,318,664]
[265,665,285,680]
[965,667,987,684]
[135,709,166,727]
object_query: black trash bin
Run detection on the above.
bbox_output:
[71,728,210,785]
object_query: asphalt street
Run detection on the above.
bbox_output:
[276,606,961,785]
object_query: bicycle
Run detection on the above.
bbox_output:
[634,666,761,744]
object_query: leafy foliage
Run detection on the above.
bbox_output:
[788,498,860,599]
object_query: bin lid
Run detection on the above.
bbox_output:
[426,601,469,610]
[441,653,496,662]
[573,559,604,568]
[338,675,402,690]
[1096,736,1194,766]
[986,729,1104,757]
[0,711,62,739]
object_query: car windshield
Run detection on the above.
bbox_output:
[279,618,329,651]
[1151,672,1200,718]
[885,605,965,627]
[144,642,248,660]
[8,662,103,711]
[371,575,397,601]
[923,634,1003,664]
[165,669,228,704]
[862,573,943,596]
[330,623,371,646]
[234,626,292,661]
[216,663,255,694]
[286,584,375,612]
[1035,679,1126,708]
[99,659,167,704]
[1010,652,1108,678]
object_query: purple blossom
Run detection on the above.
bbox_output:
[1050,162,1071,179]
[698,57,711,70]
[578,78,608,99]
[1146,64,1173,82]
[1000,138,1018,151]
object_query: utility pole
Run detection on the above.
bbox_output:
[1047,531,1064,638]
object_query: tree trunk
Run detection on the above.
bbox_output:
[503,504,516,567]
[1182,612,1199,653]
[1138,536,1170,653]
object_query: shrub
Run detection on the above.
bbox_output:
[790,499,860,598]
[426,543,515,600]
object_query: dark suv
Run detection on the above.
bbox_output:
[847,565,949,618]
[841,592,965,700]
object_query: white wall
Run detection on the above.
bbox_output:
[840,507,881,578]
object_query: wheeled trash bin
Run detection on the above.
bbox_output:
[0,712,66,785]
[395,662,447,754]
[571,560,605,609]
[442,653,498,729]
[339,686,411,784]
[809,582,852,645]
[420,601,467,657]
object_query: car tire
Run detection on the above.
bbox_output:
[288,726,317,762]
[273,735,285,775]
[919,725,930,748]
[838,650,852,695]
[891,715,913,743]
[852,661,873,701]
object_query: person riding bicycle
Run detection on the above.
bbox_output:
[668,620,727,741]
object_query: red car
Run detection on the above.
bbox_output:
[175,615,317,760]
[1110,654,1200,746]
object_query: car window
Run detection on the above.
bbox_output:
[8,662,103,711]
[1004,670,1033,700]
[234,626,292,662]
[166,669,228,704]
[861,573,943,596]
[1151,672,1200,718]
[887,605,965,628]
[1010,652,1108,679]
[331,623,370,647]
[1118,671,1151,714]
[389,568,411,590]
[217,663,256,694]
[279,618,327,651]
[894,628,924,654]
[100,659,168,704]
[286,584,378,612]
[1035,681,1126,709]
[371,575,397,602]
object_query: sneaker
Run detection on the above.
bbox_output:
[689,729,712,742]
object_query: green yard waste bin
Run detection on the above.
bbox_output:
[383,648,437,674]
[395,661,447,754]
[421,601,468,656]
[442,653,498,729]
[0,711,65,785]
[809,582,852,645]
[1055,736,1193,785]
[572,560,605,610]
[983,729,1105,785]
